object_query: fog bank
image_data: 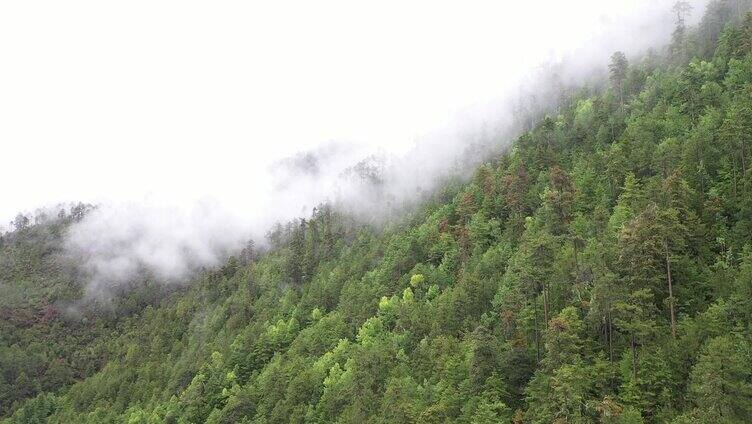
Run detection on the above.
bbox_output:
[0,0,710,296]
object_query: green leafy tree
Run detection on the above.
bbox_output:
[686,335,752,422]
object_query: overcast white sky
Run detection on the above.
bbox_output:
[0,1,704,226]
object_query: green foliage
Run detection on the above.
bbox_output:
[686,335,752,422]
[4,8,752,424]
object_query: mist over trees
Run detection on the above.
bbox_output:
[2,1,752,423]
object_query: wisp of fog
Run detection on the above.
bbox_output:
[0,0,708,297]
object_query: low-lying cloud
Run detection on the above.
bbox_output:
[1,0,711,298]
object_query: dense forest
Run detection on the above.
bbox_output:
[2,1,752,423]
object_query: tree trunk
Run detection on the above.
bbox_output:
[631,334,638,379]
[665,242,677,339]
[542,286,549,326]
[733,159,738,201]
[533,301,540,363]
[607,305,614,363]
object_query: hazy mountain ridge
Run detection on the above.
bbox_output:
[2,2,752,423]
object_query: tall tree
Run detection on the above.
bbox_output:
[609,52,628,110]
[686,335,752,421]
[671,1,693,59]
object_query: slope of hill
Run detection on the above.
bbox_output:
[3,3,752,423]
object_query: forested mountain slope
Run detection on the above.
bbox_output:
[3,4,752,423]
